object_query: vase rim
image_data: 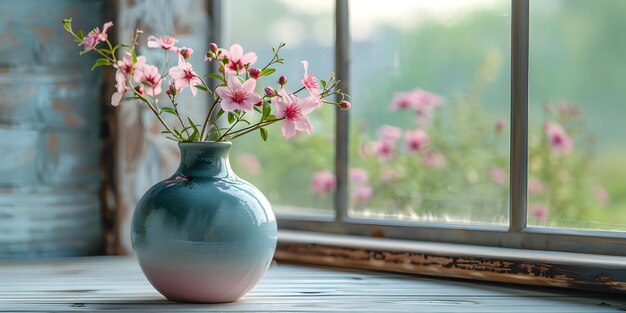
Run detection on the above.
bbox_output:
[178,141,232,148]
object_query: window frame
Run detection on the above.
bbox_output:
[216,0,626,257]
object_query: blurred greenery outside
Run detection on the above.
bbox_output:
[224,0,626,230]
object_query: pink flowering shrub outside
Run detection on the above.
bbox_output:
[299,89,607,227]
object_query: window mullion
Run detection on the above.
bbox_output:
[509,0,529,232]
[334,0,350,222]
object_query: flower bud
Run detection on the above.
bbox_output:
[209,42,219,52]
[205,52,214,62]
[178,47,193,59]
[264,87,275,97]
[218,66,225,73]
[166,82,177,97]
[221,56,230,65]
[255,99,263,107]
[248,68,261,80]
[339,101,351,110]
[278,75,287,86]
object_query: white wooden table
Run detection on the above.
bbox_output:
[0,256,625,312]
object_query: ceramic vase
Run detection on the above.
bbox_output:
[131,141,277,303]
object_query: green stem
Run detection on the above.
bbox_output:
[224,118,283,141]
[218,112,247,141]
[200,97,221,141]
[127,79,179,140]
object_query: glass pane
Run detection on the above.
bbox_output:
[528,0,626,231]
[224,0,335,216]
[347,0,511,225]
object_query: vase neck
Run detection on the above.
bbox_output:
[176,142,233,178]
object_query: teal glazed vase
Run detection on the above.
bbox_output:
[131,141,277,303]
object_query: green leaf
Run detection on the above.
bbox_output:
[186,117,201,142]
[91,58,111,70]
[131,48,137,64]
[262,103,271,120]
[253,106,262,114]
[216,108,225,119]
[260,128,268,141]
[267,114,276,120]
[159,107,177,115]
[320,80,327,89]
[62,18,72,33]
[261,68,276,76]
[227,112,235,124]
[194,84,209,92]
[206,73,226,84]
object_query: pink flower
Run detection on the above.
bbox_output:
[177,47,193,59]
[390,88,442,112]
[412,88,443,111]
[594,186,610,206]
[236,153,262,176]
[215,76,262,113]
[495,117,506,133]
[349,168,368,185]
[133,63,162,96]
[528,179,545,195]
[372,140,396,159]
[300,60,321,107]
[544,122,572,155]
[422,152,446,168]
[273,90,318,139]
[111,52,147,106]
[413,89,443,126]
[530,204,549,222]
[222,44,258,74]
[168,56,203,96]
[248,68,261,80]
[490,166,508,186]
[354,185,373,204]
[404,129,429,152]
[378,125,402,142]
[390,91,416,111]
[311,170,336,196]
[79,21,113,51]
[147,35,178,50]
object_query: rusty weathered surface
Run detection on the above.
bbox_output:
[0,0,104,259]
[110,0,209,254]
[275,241,626,294]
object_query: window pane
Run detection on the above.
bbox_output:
[224,0,335,216]
[346,0,511,225]
[528,0,626,231]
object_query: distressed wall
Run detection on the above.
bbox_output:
[0,0,104,258]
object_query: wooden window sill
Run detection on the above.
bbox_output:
[275,230,626,294]
[1,256,625,312]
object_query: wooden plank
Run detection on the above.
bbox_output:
[275,230,626,293]
[0,257,625,312]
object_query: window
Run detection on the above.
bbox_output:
[223,0,626,256]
